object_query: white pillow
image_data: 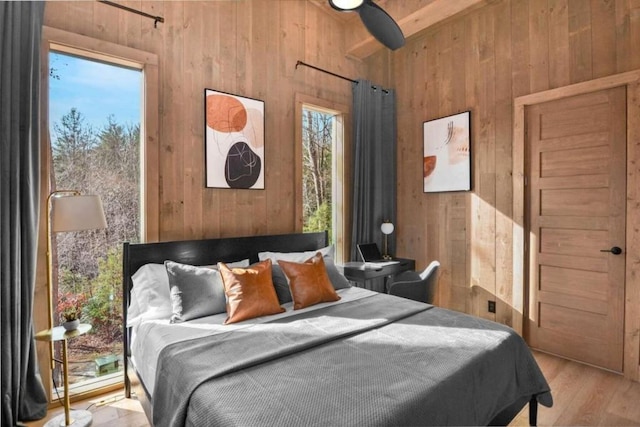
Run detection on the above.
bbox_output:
[258,245,334,262]
[165,261,227,323]
[204,259,250,270]
[127,259,250,327]
[128,264,172,327]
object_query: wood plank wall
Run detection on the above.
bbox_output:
[365,0,640,329]
[40,0,640,382]
[43,0,364,242]
[39,0,364,399]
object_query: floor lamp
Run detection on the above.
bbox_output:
[46,190,107,427]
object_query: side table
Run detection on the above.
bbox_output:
[35,323,92,427]
[340,258,416,292]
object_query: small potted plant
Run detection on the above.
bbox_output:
[58,292,87,331]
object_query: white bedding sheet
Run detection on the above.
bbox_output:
[130,286,375,395]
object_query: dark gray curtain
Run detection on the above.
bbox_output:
[1,1,49,425]
[350,79,397,261]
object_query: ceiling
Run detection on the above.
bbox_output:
[312,0,490,60]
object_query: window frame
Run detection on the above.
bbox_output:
[38,26,158,402]
[294,93,350,262]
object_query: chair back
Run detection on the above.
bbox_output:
[388,260,440,303]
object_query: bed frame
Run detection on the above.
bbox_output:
[121,231,539,426]
[122,232,328,418]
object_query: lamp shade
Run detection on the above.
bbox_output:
[381,221,394,235]
[329,0,364,11]
[51,194,107,232]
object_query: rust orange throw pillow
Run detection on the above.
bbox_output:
[277,253,341,310]
[218,259,284,324]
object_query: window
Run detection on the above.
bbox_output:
[295,95,348,261]
[48,49,141,395]
[41,26,158,400]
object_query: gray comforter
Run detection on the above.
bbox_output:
[152,293,552,427]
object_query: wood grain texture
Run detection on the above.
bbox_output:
[515,70,640,380]
[43,0,362,242]
[379,0,640,380]
[39,0,364,402]
[625,81,640,380]
[526,87,626,372]
[39,0,640,387]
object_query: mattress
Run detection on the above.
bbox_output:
[130,286,373,394]
[131,288,552,427]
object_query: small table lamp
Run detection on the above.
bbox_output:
[46,190,107,427]
[381,220,394,260]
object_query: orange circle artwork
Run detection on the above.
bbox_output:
[206,94,247,132]
[423,156,436,178]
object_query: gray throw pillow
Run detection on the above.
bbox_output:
[165,261,226,323]
[271,264,293,304]
[324,256,351,290]
[271,256,350,305]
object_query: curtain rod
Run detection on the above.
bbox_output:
[98,0,164,28]
[295,60,389,94]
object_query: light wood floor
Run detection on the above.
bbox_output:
[511,350,640,426]
[26,350,640,426]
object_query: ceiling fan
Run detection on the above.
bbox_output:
[329,0,405,50]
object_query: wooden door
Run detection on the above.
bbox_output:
[526,87,626,372]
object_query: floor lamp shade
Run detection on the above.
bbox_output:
[45,192,106,427]
[51,194,107,232]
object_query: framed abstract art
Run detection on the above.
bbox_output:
[423,111,471,193]
[204,88,265,189]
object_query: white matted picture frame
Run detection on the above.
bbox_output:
[423,111,471,193]
[204,88,265,189]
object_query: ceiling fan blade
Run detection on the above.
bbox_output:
[358,1,405,50]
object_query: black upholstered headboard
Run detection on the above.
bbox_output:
[121,231,328,396]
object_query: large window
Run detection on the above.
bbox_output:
[296,95,348,261]
[301,107,334,239]
[48,49,142,395]
[40,26,158,401]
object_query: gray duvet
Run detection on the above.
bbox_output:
[152,293,552,427]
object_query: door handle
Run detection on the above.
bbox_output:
[600,246,623,255]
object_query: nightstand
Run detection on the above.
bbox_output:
[340,258,415,292]
[35,324,92,427]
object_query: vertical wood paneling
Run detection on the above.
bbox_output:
[626,82,640,380]
[386,0,640,375]
[183,1,204,239]
[591,0,617,78]
[425,30,441,301]
[96,1,121,42]
[511,0,531,98]
[548,0,570,88]
[159,2,185,241]
[467,7,498,320]
[267,5,302,235]
[494,0,514,326]
[435,26,454,308]
[530,0,550,92]
[116,1,142,47]
[44,0,365,242]
[41,0,640,380]
[465,11,481,317]
[615,0,632,72]
[631,2,640,71]
[569,0,593,82]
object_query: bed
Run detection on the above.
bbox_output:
[123,231,552,426]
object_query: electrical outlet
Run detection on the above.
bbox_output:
[488,300,496,313]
